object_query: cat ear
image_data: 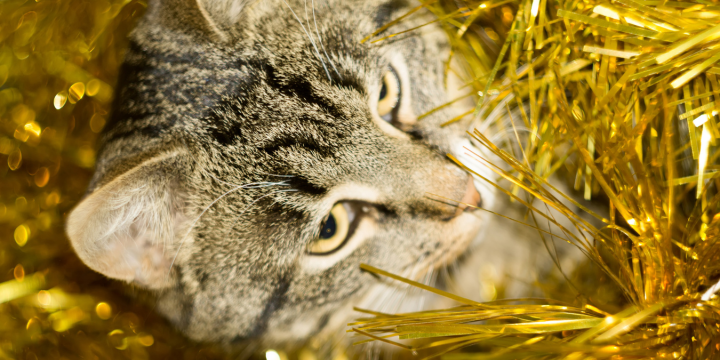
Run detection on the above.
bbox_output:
[66,152,188,289]
[149,0,249,43]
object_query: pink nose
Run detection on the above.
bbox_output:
[455,177,482,216]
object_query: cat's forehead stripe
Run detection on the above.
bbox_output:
[105,32,372,148]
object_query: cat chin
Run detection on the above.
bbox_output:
[256,211,486,350]
[257,307,335,350]
[255,280,423,352]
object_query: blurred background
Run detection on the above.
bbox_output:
[0,0,233,358]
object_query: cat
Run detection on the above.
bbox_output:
[65,0,497,351]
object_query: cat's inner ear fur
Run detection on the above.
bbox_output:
[191,0,247,42]
[66,152,189,289]
[197,0,246,36]
[150,0,247,43]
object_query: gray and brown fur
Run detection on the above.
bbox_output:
[66,0,489,350]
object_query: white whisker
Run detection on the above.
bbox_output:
[311,0,341,77]
[417,266,435,311]
[257,172,295,178]
[283,0,332,81]
[204,170,290,189]
[231,188,299,223]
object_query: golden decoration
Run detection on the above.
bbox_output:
[68,82,85,104]
[53,91,68,109]
[1,0,719,358]
[14,264,25,282]
[7,148,22,170]
[96,302,113,320]
[14,224,29,246]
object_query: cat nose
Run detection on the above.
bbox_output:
[455,177,482,216]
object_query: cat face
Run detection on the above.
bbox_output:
[66,0,489,347]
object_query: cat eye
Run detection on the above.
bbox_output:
[309,203,352,254]
[308,202,370,255]
[377,67,401,123]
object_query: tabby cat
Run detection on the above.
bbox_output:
[65,0,495,349]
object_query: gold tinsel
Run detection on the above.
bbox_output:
[1,0,719,359]
[352,0,720,359]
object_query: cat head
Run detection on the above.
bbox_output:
[66,0,492,347]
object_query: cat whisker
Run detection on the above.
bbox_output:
[487,126,535,144]
[357,261,425,357]
[330,327,354,359]
[229,188,299,226]
[439,257,451,285]
[411,258,430,311]
[204,170,291,189]
[256,172,295,178]
[417,265,435,311]
[283,0,333,82]
[373,256,424,314]
[388,263,419,313]
[450,258,461,281]
[310,0,341,78]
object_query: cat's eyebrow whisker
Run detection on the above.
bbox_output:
[205,171,291,188]
[257,172,295,178]
[243,182,292,188]
[283,0,332,82]
[219,179,291,189]
[310,0,341,78]
[230,188,299,224]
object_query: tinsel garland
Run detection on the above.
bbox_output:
[352,0,720,359]
[0,0,718,359]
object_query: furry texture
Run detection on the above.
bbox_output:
[66,0,490,349]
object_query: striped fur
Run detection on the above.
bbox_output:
[67,0,491,351]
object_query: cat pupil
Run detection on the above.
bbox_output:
[379,82,388,100]
[320,214,337,239]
